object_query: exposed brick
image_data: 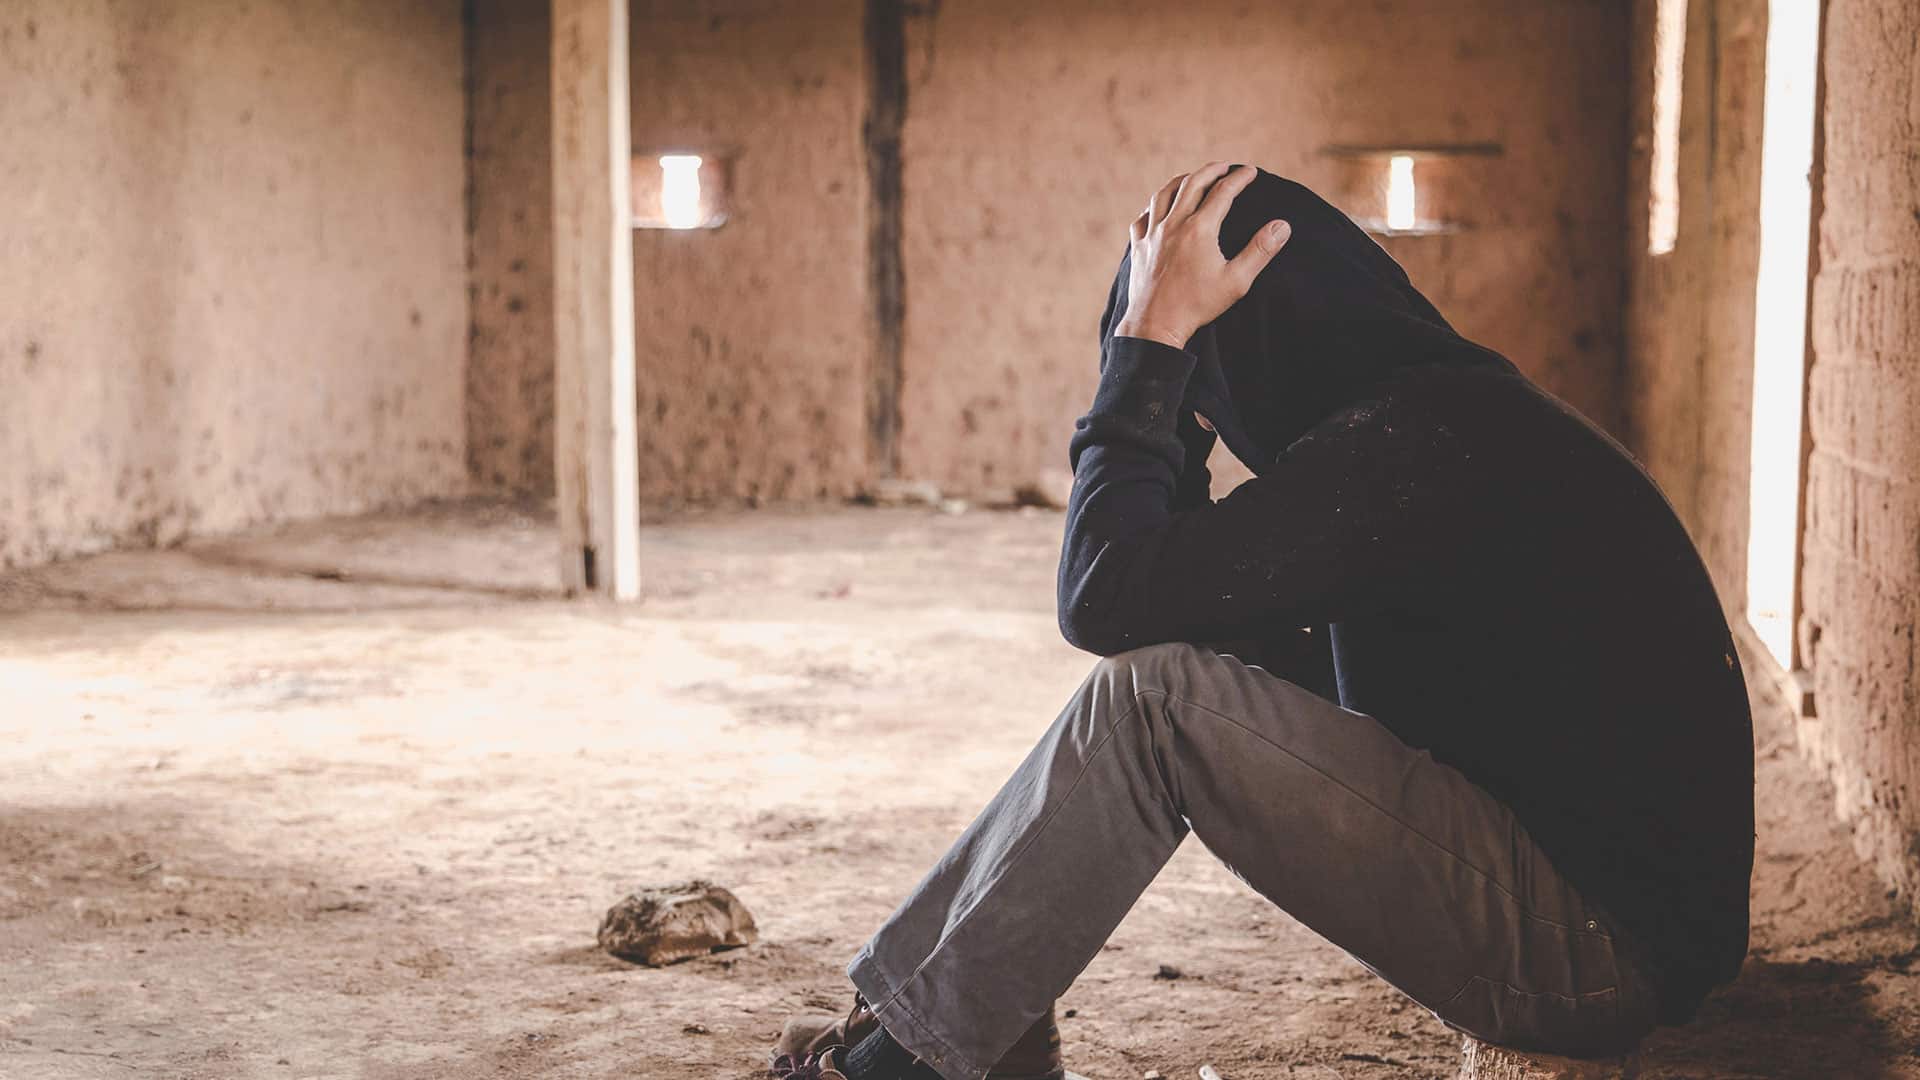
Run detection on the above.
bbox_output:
[1788,0,1920,903]
[1803,452,1920,584]
[1806,355,1920,471]
[1809,263,1920,367]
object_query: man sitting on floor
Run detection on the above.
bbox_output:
[770,164,1754,1080]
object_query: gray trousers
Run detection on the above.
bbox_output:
[847,643,1659,1080]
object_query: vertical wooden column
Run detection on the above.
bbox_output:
[551,0,641,599]
[863,0,907,479]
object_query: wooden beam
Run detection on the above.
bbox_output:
[863,0,907,479]
[550,0,640,599]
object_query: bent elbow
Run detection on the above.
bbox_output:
[1057,605,1134,657]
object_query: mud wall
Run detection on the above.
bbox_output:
[1797,0,1920,901]
[1620,0,1769,600]
[623,0,872,504]
[466,0,556,498]
[1621,0,1920,905]
[0,0,469,571]
[897,0,1631,495]
[462,1,1630,505]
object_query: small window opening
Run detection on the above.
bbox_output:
[1745,0,1822,668]
[1319,143,1499,236]
[1648,0,1688,255]
[659,154,705,229]
[632,151,730,230]
[1386,155,1417,232]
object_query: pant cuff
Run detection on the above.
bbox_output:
[847,946,987,1080]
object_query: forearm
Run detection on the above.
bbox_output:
[1056,336,1200,653]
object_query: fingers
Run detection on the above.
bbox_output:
[1225,219,1292,292]
[1169,161,1234,222]
[1148,173,1186,228]
[1195,164,1258,226]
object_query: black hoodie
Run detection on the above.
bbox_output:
[1058,170,1753,1024]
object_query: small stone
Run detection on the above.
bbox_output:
[597,880,759,966]
[682,1022,710,1035]
[1152,963,1183,980]
[1143,1071,1164,1080]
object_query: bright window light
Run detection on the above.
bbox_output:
[1745,0,1821,668]
[1649,0,1688,255]
[659,154,706,230]
[632,151,729,230]
[1386,154,1417,231]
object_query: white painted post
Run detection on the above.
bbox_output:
[550,0,641,599]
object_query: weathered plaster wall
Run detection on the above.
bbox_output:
[0,0,469,570]
[1796,0,1920,902]
[462,2,1629,505]
[1621,0,1767,595]
[1622,0,1920,906]
[466,0,556,498]
[625,0,871,504]
[897,0,1631,496]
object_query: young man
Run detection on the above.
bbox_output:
[770,164,1754,1080]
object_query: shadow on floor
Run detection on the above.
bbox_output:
[1643,951,1920,1079]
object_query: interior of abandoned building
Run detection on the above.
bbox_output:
[3,0,1918,1077]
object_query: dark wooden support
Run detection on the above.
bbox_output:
[863,0,907,479]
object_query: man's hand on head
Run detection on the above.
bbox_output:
[1113,162,1291,352]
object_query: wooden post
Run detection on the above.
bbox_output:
[550,0,641,599]
[862,0,907,479]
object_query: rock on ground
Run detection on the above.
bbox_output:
[598,880,759,966]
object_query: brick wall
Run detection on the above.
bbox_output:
[1796,0,1920,898]
[1622,0,1920,904]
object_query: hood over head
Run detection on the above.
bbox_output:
[1098,169,1514,472]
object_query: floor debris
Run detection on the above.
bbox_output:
[597,880,759,966]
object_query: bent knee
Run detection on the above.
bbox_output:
[1092,641,1206,674]
[1087,641,1214,700]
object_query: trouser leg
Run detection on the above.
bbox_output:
[848,643,1658,1080]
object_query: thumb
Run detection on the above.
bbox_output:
[1227,219,1291,292]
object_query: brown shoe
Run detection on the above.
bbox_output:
[770,998,1064,1080]
[988,1006,1064,1080]
[773,996,881,1067]
[769,1045,850,1080]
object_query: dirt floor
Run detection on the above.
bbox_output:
[3,502,1918,1080]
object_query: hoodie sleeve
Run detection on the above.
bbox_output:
[1096,251,1217,512]
[1170,403,1218,510]
[1055,335,1476,657]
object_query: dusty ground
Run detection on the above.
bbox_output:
[2,502,1918,1080]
